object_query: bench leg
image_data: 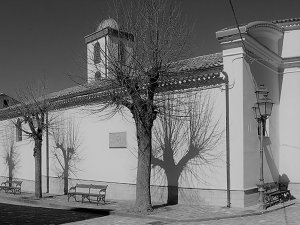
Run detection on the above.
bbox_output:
[68,194,77,202]
[288,191,292,200]
[82,195,87,204]
[264,194,271,208]
[97,195,105,205]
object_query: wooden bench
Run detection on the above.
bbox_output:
[68,184,107,205]
[259,182,291,208]
[0,180,22,194]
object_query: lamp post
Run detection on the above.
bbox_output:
[252,85,273,209]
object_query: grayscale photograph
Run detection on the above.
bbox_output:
[0,0,299,224]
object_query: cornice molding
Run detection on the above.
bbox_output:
[243,35,282,69]
[246,21,283,33]
[282,56,300,69]
[218,33,282,72]
[85,27,134,44]
[216,22,283,40]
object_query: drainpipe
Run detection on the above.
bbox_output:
[222,71,231,208]
[46,112,49,193]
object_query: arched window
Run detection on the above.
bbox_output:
[16,118,22,142]
[118,41,126,65]
[95,71,101,80]
[93,42,101,64]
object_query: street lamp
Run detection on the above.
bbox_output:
[252,85,274,209]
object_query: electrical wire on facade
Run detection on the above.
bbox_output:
[228,0,259,93]
[228,0,280,104]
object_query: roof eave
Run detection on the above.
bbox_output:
[0,65,224,121]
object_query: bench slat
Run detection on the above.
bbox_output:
[259,181,291,208]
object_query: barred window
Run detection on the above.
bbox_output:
[93,42,101,64]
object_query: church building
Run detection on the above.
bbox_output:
[0,18,299,208]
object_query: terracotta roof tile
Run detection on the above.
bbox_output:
[47,53,223,100]
[272,18,300,24]
[0,52,224,118]
[169,52,223,72]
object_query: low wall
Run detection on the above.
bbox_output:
[0,176,265,208]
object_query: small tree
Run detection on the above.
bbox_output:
[1,123,19,183]
[52,118,81,195]
[13,82,52,198]
[152,92,223,205]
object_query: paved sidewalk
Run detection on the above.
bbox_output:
[0,191,298,224]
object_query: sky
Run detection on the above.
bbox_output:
[0,0,299,98]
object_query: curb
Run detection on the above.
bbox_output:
[0,194,296,223]
[110,201,296,223]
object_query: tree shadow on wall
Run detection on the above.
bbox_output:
[263,138,295,200]
[152,93,224,205]
[263,137,280,182]
[2,123,20,185]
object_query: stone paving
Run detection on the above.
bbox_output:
[0,191,299,225]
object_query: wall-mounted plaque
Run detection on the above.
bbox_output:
[109,132,127,148]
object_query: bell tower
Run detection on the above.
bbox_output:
[85,18,134,83]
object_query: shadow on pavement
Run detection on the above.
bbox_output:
[0,202,111,225]
[70,207,112,215]
[152,203,169,209]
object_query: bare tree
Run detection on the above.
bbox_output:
[12,82,53,198]
[51,118,81,195]
[85,0,191,212]
[1,123,19,184]
[152,92,223,205]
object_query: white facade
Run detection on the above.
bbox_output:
[217,18,300,206]
[1,18,300,208]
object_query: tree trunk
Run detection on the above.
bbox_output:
[166,170,180,205]
[64,165,68,195]
[34,139,42,198]
[8,167,13,187]
[134,119,153,212]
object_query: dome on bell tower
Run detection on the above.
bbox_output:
[96,18,119,31]
[85,17,133,83]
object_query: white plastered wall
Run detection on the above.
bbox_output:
[0,87,227,195]
[281,29,300,58]
[244,59,281,187]
[0,119,38,181]
[222,47,245,191]
[48,106,138,184]
[150,89,227,190]
[279,28,300,184]
[279,68,300,183]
